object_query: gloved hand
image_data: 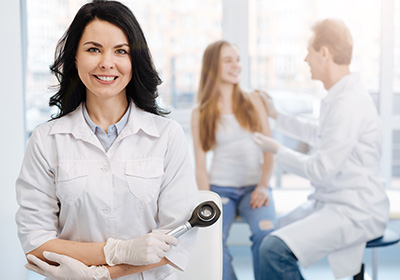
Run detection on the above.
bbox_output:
[253,132,281,154]
[104,232,178,266]
[258,91,278,119]
[26,251,111,280]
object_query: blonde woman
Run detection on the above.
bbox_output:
[191,40,276,280]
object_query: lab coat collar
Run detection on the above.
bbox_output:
[50,103,94,142]
[119,102,160,139]
[323,73,360,104]
[49,102,160,141]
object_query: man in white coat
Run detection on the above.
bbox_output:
[253,19,389,279]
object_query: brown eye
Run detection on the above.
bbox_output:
[116,49,128,54]
[88,47,100,53]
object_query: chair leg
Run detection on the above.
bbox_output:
[371,248,378,280]
[353,263,364,280]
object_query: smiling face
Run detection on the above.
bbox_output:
[75,19,132,102]
[304,34,325,81]
[219,44,241,85]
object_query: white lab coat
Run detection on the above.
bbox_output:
[16,103,198,280]
[272,74,389,278]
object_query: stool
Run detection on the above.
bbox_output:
[353,228,400,280]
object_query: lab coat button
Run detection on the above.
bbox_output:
[101,166,109,172]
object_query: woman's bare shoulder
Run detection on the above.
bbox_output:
[191,105,201,124]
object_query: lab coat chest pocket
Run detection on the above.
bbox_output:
[56,162,88,205]
[125,159,164,203]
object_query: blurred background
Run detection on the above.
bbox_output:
[1,0,399,279]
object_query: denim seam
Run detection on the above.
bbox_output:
[280,250,285,280]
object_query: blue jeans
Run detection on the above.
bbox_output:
[210,185,276,280]
[259,235,305,280]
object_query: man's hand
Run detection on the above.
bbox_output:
[259,91,278,119]
[26,251,111,280]
[104,232,178,266]
[253,132,280,154]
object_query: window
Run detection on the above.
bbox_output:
[394,130,400,188]
[25,0,87,133]
[394,0,400,116]
[390,0,400,188]
[249,0,381,95]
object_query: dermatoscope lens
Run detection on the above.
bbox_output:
[198,205,216,221]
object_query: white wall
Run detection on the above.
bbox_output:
[0,1,29,279]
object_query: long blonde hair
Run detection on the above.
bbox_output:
[197,40,262,152]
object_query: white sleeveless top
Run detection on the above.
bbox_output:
[209,114,263,187]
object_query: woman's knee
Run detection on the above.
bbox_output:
[251,227,274,248]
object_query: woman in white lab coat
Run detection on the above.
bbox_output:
[16,1,197,279]
[253,19,389,279]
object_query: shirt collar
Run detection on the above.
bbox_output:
[323,73,359,103]
[50,101,160,139]
[82,103,131,135]
[119,102,160,138]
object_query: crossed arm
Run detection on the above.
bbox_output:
[26,236,175,279]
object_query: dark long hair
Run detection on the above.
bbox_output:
[49,0,168,118]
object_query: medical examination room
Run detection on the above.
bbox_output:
[1,0,400,279]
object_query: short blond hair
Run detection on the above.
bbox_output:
[312,19,353,65]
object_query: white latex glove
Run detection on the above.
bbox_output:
[259,91,278,119]
[253,132,281,154]
[104,232,178,266]
[26,251,111,280]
